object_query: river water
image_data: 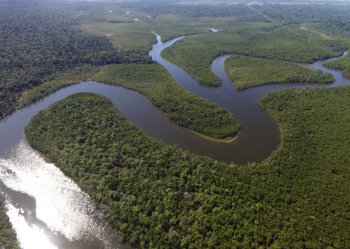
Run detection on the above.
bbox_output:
[149,33,350,163]
[0,32,349,248]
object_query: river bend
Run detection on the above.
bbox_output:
[0,33,349,248]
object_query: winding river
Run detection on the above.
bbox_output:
[0,32,349,248]
[149,33,350,164]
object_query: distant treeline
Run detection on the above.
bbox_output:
[256,4,350,33]
[120,2,268,22]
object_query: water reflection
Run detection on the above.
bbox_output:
[0,141,122,249]
[0,31,349,249]
[5,202,57,249]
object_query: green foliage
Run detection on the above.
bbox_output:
[225,55,334,89]
[255,4,350,27]
[147,14,215,42]
[324,53,350,79]
[162,23,345,86]
[81,13,230,51]
[94,64,170,87]
[26,89,350,248]
[94,64,238,139]
[0,204,19,249]
[0,1,151,119]
[4,2,350,247]
[120,2,269,22]
[81,22,157,52]
[17,65,100,108]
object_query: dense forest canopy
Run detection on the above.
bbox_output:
[26,89,350,248]
[224,55,334,89]
[0,203,19,249]
[256,4,350,25]
[0,0,151,119]
[120,2,268,21]
[94,64,239,139]
[2,1,350,248]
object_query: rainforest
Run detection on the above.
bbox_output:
[0,0,350,249]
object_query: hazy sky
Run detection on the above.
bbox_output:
[88,0,350,3]
[44,0,350,4]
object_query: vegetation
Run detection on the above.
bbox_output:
[225,55,334,89]
[156,4,350,87]
[255,4,350,28]
[324,53,350,79]
[26,88,350,248]
[17,65,100,108]
[162,23,346,86]
[81,21,157,52]
[120,2,268,22]
[0,204,19,249]
[4,2,350,247]
[94,64,238,139]
[77,2,225,51]
[81,12,228,52]
[0,0,151,120]
[15,61,238,140]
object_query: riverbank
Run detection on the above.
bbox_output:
[94,63,239,139]
[324,51,350,79]
[25,87,350,248]
[2,32,350,249]
[224,54,334,90]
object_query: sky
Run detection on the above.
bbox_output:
[43,0,350,4]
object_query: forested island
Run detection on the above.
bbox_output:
[325,53,350,79]
[224,55,334,89]
[1,0,350,248]
[94,64,238,139]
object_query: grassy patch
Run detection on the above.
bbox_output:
[94,64,238,139]
[299,23,335,40]
[225,55,334,89]
[26,87,350,248]
[0,2,150,120]
[81,22,156,52]
[188,129,237,143]
[324,53,350,79]
[81,14,220,52]
[162,23,345,86]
